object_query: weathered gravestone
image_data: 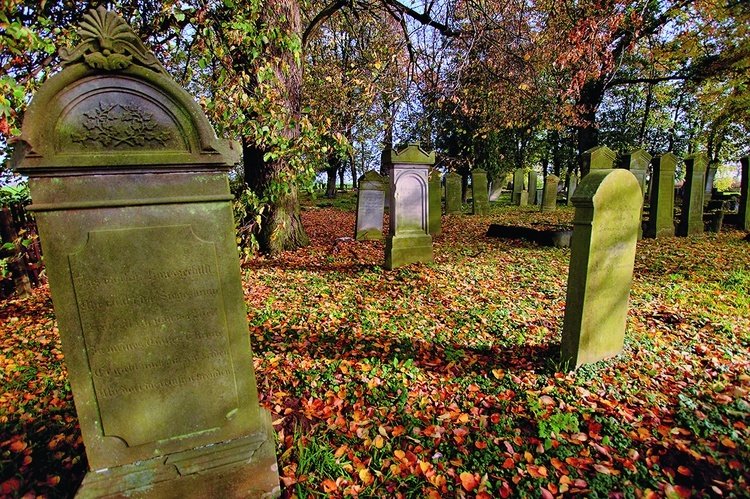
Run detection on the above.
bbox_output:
[445,172,462,214]
[705,163,718,202]
[561,169,641,368]
[12,8,279,497]
[429,168,442,235]
[677,153,708,237]
[519,190,529,206]
[472,169,489,215]
[619,148,652,240]
[645,153,678,239]
[583,145,616,173]
[384,143,434,269]
[541,175,559,212]
[566,176,578,206]
[489,183,504,202]
[355,170,387,240]
[740,157,750,231]
[512,168,525,205]
[528,171,538,206]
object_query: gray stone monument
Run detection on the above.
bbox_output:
[740,156,750,231]
[512,168,525,205]
[561,169,641,368]
[445,172,462,214]
[429,168,442,235]
[355,170,386,240]
[677,153,708,237]
[11,8,279,497]
[489,183,504,202]
[528,171,538,206]
[566,175,578,206]
[541,175,559,212]
[619,148,652,240]
[645,153,678,239]
[472,169,489,215]
[384,143,434,269]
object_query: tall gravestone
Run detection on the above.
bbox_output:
[619,149,651,240]
[740,157,750,231]
[472,169,489,215]
[384,143,434,269]
[528,171,538,206]
[566,176,578,206]
[355,170,386,240]
[677,153,708,237]
[512,168,525,205]
[11,8,279,497]
[561,169,641,368]
[428,168,442,235]
[645,153,678,238]
[541,175,559,212]
[445,172,462,214]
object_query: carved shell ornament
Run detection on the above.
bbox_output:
[59,6,167,75]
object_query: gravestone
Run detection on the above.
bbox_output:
[384,143,434,269]
[11,8,279,497]
[619,148,652,240]
[472,169,489,215]
[541,175,559,212]
[561,169,641,368]
[583,145,616,173]
[645,153,678,238]
[355,170,387,240]
[566,176,578,206]
[528,171,538,205]
[740,157,750,231]
[705,163,718,202]
[489,183,504,202]
[445,172,463,214]
[428,168,442,235]
[512,168,525,205]
[519,190,529,206]
[677,153,708,237]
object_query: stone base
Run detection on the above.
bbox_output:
[644,225,675,238]
[76,410,280,499]
[676,221,704,237]
[385,233,433,270]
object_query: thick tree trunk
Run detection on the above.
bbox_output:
[325,165,338,198]
[575,80,605,177]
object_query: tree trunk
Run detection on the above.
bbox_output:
[575,80,605,177]
[325,165,337,198]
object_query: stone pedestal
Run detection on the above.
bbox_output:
[528,171,538,206]
[677,153,708,237]
[472,169,489,215]
[619,148,652,240]
[384,143,434,269]
[355,170,386,240]
[428,168,442,235]
[561,169,641,368]
[445,172,462,214]
[541,175,559,212]
[740,157,750,231]
[645,153,678,239]
[12,8,279,498]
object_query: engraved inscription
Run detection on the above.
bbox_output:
[69,226,238,447]
[72,102,171,148]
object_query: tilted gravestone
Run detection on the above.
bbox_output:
[528,171,538,205]
[355,170,387,240]
[645,153,678,239]
[489,183,504,202]
[12,8,279,497]
[677,153,708,237]
[428,168,442,235]
[619,148,652,240]
[561,169,641,368]
[740,157,750,231]
[471,169,489,215]
[445,172,462,214]
[384,143,434,269]
[566,176,578,206]
[541,175,559,212]
[512,168,525,205]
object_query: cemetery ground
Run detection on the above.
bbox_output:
[1,194,749,499]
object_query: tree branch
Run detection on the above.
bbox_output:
[302,0,349,47]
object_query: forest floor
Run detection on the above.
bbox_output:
[1,193,749,498]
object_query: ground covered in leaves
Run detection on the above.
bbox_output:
[1,195,749,498]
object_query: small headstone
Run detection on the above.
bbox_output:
[561,169,641,368]
[541,175,559,212]
[384,143,434,269]
[528,171,538,205]
[645,153,678,238]
[519,190,529,206]
[566,175,578,206]
[619,148,652,240]
[12,8,279,497]
[739,157,750,231]
[428,168,442,235]
[512,168,525,205]
[445,172,463,214]
[472,169,489,215]
[677,153,708,237]
[355,170,387,240]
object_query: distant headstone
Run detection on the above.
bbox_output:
[619,149,652,240]
[566,176,578,206]
[11,8,279,497]
[355,170,386,240]
[383,143,434,269]
[489,183,504,202]
[561,169,641,368]
[740,157,750,231]
[541,175,559,212]
[528,171,538,206]
[428,168,442,235]
[519,190,529,206]
[705,163,718,201]
[645,153,678,238]
[677,153,708,237]
[583,145,616,173]
[472,169,489,215]
[445,172,463,214]
[512,168,525,205]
